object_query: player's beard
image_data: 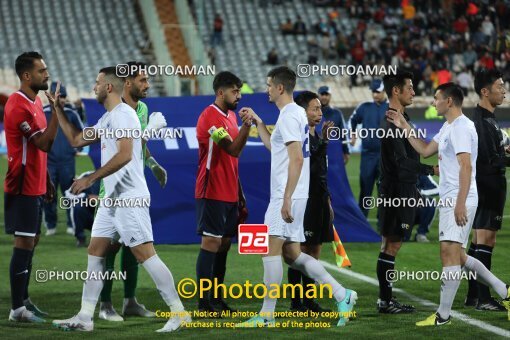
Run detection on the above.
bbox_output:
[225,100,238,110]
[131,87,147,101]
[96,90,107,104]
[31,81,49,92]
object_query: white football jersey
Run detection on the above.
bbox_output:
[269,102,310,199]
[93,103,150,199]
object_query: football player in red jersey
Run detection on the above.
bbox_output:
[195,71,252,314]
[4,52,58,323]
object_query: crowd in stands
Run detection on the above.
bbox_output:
[270,0,510,94]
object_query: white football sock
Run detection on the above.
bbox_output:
[78,255,105,322]
[464,255,507,299]
[437,265,461,320]
[291,252,346,302]
[142,255,184,312]
[259,256,282,319]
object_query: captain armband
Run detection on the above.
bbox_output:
[209,126,230,144]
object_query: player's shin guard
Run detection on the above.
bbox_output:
[10,247,32,310]
[260,256,282,319]
[437,265,462,319]
[290,253,346,302]
[78,255,105,321]
[376,252,395,303]
[142,255,184,312]
[464,255,507,299]
[121,246,139,299]
[474,244,493,302]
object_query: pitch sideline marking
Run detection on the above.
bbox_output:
[320,260,510,338]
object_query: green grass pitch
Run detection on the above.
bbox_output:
[0,153,508,339]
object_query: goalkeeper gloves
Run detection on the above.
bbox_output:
[144,112,167,141]
[146,156,167,188]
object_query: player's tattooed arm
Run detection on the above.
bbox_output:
[240,107,271,151]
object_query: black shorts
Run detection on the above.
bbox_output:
[303,194,333,245]
[5,193,43,237]
[196,198,238,238]
[378,182,419,238]
[473,175,506,231]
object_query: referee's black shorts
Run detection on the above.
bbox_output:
[303,194,334,245]
[378,182,419,238]
[473,175,506,231]
[5,193,43,237]
[196,198,238,238]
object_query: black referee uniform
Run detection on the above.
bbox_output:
[303,130,334,244]
[466,104,510,308]
[379,110,435,237]
[471,104,509,230]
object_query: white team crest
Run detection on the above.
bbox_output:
[208,126,217,135]
[20,121,31,133]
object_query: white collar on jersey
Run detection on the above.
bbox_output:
[16,90,37,104]
[210,103,229,117]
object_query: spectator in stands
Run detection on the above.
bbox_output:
[307,37,320,64]
[43,82,83,236]
[481,15,495,45]
[479,51,495,70]
[281,18,294,35]
[320,32,332,60]
[349,79,388,217]
[472,26,488,48]
[317,86,349,164]
[463,44,478,72]
[208,47,216,65]
[437,66,452,85]
[402,0,416,25]
[211,13,223,47]
[335,34,348,62]
[315,18,328,35]
[453,15,469,37]
[456,68,473,95]
[267,48,279,65]
[294,15,307,35]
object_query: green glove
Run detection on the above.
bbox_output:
[146,156,167,188]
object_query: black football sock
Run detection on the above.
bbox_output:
[196,248,216,308]
[466,242,478,299]
[475,244,493,302]
[10,248,32,310]
[287,267,302,306]
[377,252,395,304]
[211,251,228,304]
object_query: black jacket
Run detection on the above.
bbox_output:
[379,110,434,185]
[308,130,330,197]
[471,104,510,176]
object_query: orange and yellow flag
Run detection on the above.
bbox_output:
[332,226,351,268]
